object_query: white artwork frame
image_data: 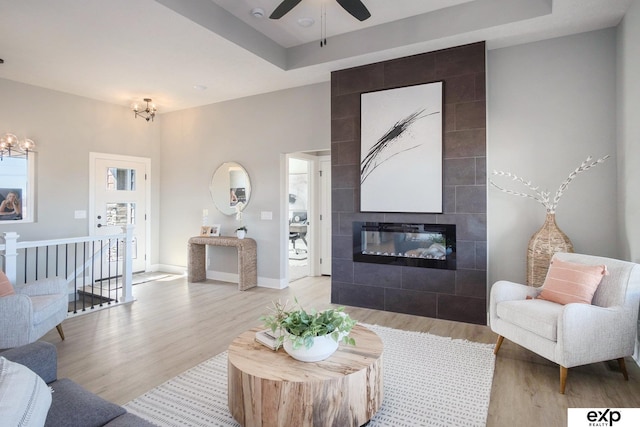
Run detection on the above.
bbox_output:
[360,81,443,213]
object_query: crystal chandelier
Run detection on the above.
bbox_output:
[0,133,35,160]
[131,98,157,122]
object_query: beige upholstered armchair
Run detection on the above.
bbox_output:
[490,252,640,393]
[0,276,68,349]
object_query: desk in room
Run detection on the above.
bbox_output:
[288,223,307,245]
[187,236,257,291]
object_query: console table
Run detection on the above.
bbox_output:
[187,236,257,291]
[228,324,384,426]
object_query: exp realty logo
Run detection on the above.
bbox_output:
[568,408,640,427]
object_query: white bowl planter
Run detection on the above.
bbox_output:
[236,230,246,239]
[283,335,339,362]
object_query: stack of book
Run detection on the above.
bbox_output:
[255,328,283,350]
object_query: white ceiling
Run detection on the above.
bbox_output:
[0,0,631,114]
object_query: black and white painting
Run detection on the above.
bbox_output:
[360,81,443,213]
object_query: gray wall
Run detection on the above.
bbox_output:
[617,0,640,264]
[1,21,632,301]
[487,28,618,287]
[0,78,161,264]
[158,83,330,284]
[616,0,640,360]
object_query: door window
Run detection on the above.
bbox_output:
[107,168,136,191]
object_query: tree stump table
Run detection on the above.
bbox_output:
[227,324,384,427]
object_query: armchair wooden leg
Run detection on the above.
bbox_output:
[617,358,629,381]
[560,366,568,394]
[494,335,504,355]
[56,324,65,341]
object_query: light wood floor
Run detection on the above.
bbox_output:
[40,275,640,427]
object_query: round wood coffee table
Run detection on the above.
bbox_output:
[227,324,383,427]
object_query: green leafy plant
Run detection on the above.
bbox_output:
[260,299,356,350]
[236,226,247,232]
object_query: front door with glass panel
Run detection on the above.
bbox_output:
[91,154,148,274]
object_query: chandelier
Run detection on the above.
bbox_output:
[0,133,36,160]
[131,98,157,122]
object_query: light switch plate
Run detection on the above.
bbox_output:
[261,211,273,220]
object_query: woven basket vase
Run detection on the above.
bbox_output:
[526,213,574,287]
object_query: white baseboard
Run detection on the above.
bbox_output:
[149,264,288,289]
[151,264,187,275]
[206,271,238,283]
[206,270,288,289]
[258,277,289,289]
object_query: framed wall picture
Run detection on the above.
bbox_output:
[360,81,443,213]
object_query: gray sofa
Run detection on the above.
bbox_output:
[0,341,155,426]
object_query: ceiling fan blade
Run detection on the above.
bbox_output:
[269,0,303,19]
[336,0,371,21]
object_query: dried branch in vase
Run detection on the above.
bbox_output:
[490,155,610,213]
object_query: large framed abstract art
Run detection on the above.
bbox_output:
[360,81,443,213]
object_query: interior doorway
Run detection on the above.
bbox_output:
[288,157,311,282]
[285,151,331,283]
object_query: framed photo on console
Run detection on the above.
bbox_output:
[200,225,221,236]
[360,81,443,213]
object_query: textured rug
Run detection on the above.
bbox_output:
[124,324,496,427]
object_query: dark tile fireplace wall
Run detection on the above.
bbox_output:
[331,42,487,325]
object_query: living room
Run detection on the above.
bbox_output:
[1,0,639,425]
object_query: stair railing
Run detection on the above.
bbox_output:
[0,225,134,314]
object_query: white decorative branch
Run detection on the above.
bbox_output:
[235,201,245,221]
[490,155,610,213]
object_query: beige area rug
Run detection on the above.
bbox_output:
[124,324,496,427]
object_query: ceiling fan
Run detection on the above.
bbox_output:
[269,0,371,21]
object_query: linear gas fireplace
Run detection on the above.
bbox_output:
[353,222,456,270]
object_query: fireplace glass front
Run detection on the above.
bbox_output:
[353,222,456,270]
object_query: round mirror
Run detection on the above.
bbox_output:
[210,162,251,216]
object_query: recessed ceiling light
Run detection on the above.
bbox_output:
[297,17,315,28]
[193,85,207,91]
[251,8,265,18]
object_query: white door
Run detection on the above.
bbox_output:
[90,153,149,273]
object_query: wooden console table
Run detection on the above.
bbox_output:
[187,236,257,291]
[228,324,384,426]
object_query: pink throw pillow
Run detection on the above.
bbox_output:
[538,259,607,305]
[0,271,15,297]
